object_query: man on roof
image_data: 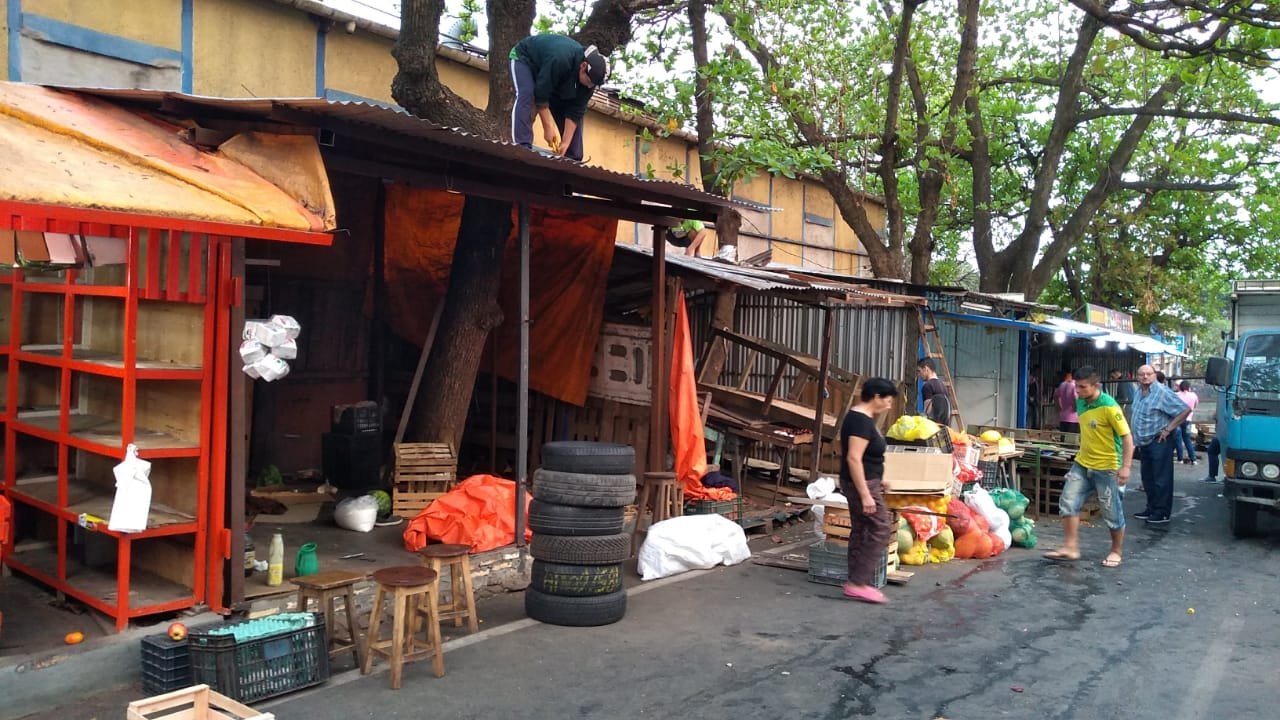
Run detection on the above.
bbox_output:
[509,34,607,162]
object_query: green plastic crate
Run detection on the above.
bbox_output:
[188,612,329,703]
[684,497,744,523]
[807,539,886,588]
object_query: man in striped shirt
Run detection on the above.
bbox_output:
[1130,365,1191,525]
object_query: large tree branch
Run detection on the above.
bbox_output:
[1026,74,1187,295]
[1066,0,1278,62]
[689,0,723,194]
[1118,179,1241,192]
[1077,106,1280,126]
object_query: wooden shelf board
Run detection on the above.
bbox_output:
[15,412,200,451]
[12,474,198,530]
[19,345,202,373]
[7,546,195,611]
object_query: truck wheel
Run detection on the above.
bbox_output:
[1229,498,1258,538]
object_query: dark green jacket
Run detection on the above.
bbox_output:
[510,34,593,121]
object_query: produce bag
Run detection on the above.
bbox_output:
[900,504,943,542]
[989,487,1030,521]
[886,415,943,442]
[334,495,379,533]
[963,484,1011,550]
[108,444,151,533]
[1009,516,1038,548]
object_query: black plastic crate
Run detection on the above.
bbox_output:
[188,613,330,704]
[888,428,954,454]
[142,662,192,695]
[141,633,190,670]
[331,401,381,435]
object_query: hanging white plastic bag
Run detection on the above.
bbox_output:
[108,443,152,533]
[806,475,842,538]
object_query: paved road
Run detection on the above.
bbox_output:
[264,463,1277,720]
[20,462,1279,720]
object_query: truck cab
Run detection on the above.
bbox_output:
[1207,330,1280,536]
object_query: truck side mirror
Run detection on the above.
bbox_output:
[1206,357,1230,387]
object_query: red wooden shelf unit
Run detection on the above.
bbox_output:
[2,207,228,631]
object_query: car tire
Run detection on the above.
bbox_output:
[525,588,627,626]
[530,532,631,565]
[529,560,624,597]
[540,442,634,475]
[528,500,625,536]
[532,468,636,508]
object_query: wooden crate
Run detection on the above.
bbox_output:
[392,443,457,516]
[126,685,273,720]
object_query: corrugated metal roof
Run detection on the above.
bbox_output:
[614,244,919,306]
[50,86,768,217]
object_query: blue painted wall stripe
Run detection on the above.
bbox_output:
[7,0,22,81]
[181,0,193,92]
[315,28,325,96]
[21,13,182,68]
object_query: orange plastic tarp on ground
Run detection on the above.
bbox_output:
[403,475,533,554]
[670,295,735,501]
[383,184,617,405]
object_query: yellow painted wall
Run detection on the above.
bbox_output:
[27,0,180,50]
[435,56,489,109]
[637,134,690,183]
[324,29,398,104]
[192,0,315,97]
[771,177,804,242]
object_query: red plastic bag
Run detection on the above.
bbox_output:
[403,474,533,554]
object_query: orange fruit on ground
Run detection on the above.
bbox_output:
[64,631,85,645]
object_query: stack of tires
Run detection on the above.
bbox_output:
[526,441,636,627]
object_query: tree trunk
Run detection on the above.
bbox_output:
[699,287,738,384]
[407,196,512,446]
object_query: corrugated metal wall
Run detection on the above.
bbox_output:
[688,291,912,394]
[938,318,1020,427]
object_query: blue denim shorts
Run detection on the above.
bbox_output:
[1059,462,1125,530]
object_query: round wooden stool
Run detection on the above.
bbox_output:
[638,471,683,524]
[361,566,444,689]
[418,544,479,634]
[291,570,366,668]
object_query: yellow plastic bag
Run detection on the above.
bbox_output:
[886,415,943,442]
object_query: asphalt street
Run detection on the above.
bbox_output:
[23,460,1280,720]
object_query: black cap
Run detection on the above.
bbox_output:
[584,46,607,87]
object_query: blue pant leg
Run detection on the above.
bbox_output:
[510,60,536,148]
[1208,437,1221,479]
[1149,437,1176,517]
[1139,443,1155,510]
[550,104,584,161]
[1178,423,1196,461]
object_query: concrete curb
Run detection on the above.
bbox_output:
[0,611,223,720]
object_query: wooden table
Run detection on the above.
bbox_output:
[708,418,813,504]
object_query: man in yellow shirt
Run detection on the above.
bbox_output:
[1043,365,1135,568]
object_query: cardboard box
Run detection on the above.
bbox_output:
[883,447,952,493]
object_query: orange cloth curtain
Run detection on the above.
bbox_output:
[383,184,617,405]
[670,295,735,501]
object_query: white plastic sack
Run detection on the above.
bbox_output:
[334,495,379,533]
[805,475,843,538]
[963,484,1011,549]
[108,444,152,533]
[638,514,751,581]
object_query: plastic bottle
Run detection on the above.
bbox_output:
[267,532,284,587]
[243,533,256,577]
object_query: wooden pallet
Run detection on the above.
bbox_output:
[392,442,457,516]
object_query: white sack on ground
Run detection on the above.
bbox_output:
[334,495,379,533]
[638,514,751,581]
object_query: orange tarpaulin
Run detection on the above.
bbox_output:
[0,83,334,232]
[383,184,618,405]
[671,295,736,501]
[402,475,533,554]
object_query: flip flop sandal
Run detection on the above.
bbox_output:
[1042,550,1080,562]
[1101,555,1123,568]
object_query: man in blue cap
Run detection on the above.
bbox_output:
[509,34,607,161]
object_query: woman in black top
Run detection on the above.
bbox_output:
[838,377,899,604]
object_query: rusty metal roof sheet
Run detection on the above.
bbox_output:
[614,244,919,306]
[46,87,766,220]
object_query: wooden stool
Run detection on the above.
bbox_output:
[637,471,683,525]
[418,544,479,634]
[361,566,444,689]
[291,570,366,668]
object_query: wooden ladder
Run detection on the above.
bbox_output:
[916,306,964,430]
